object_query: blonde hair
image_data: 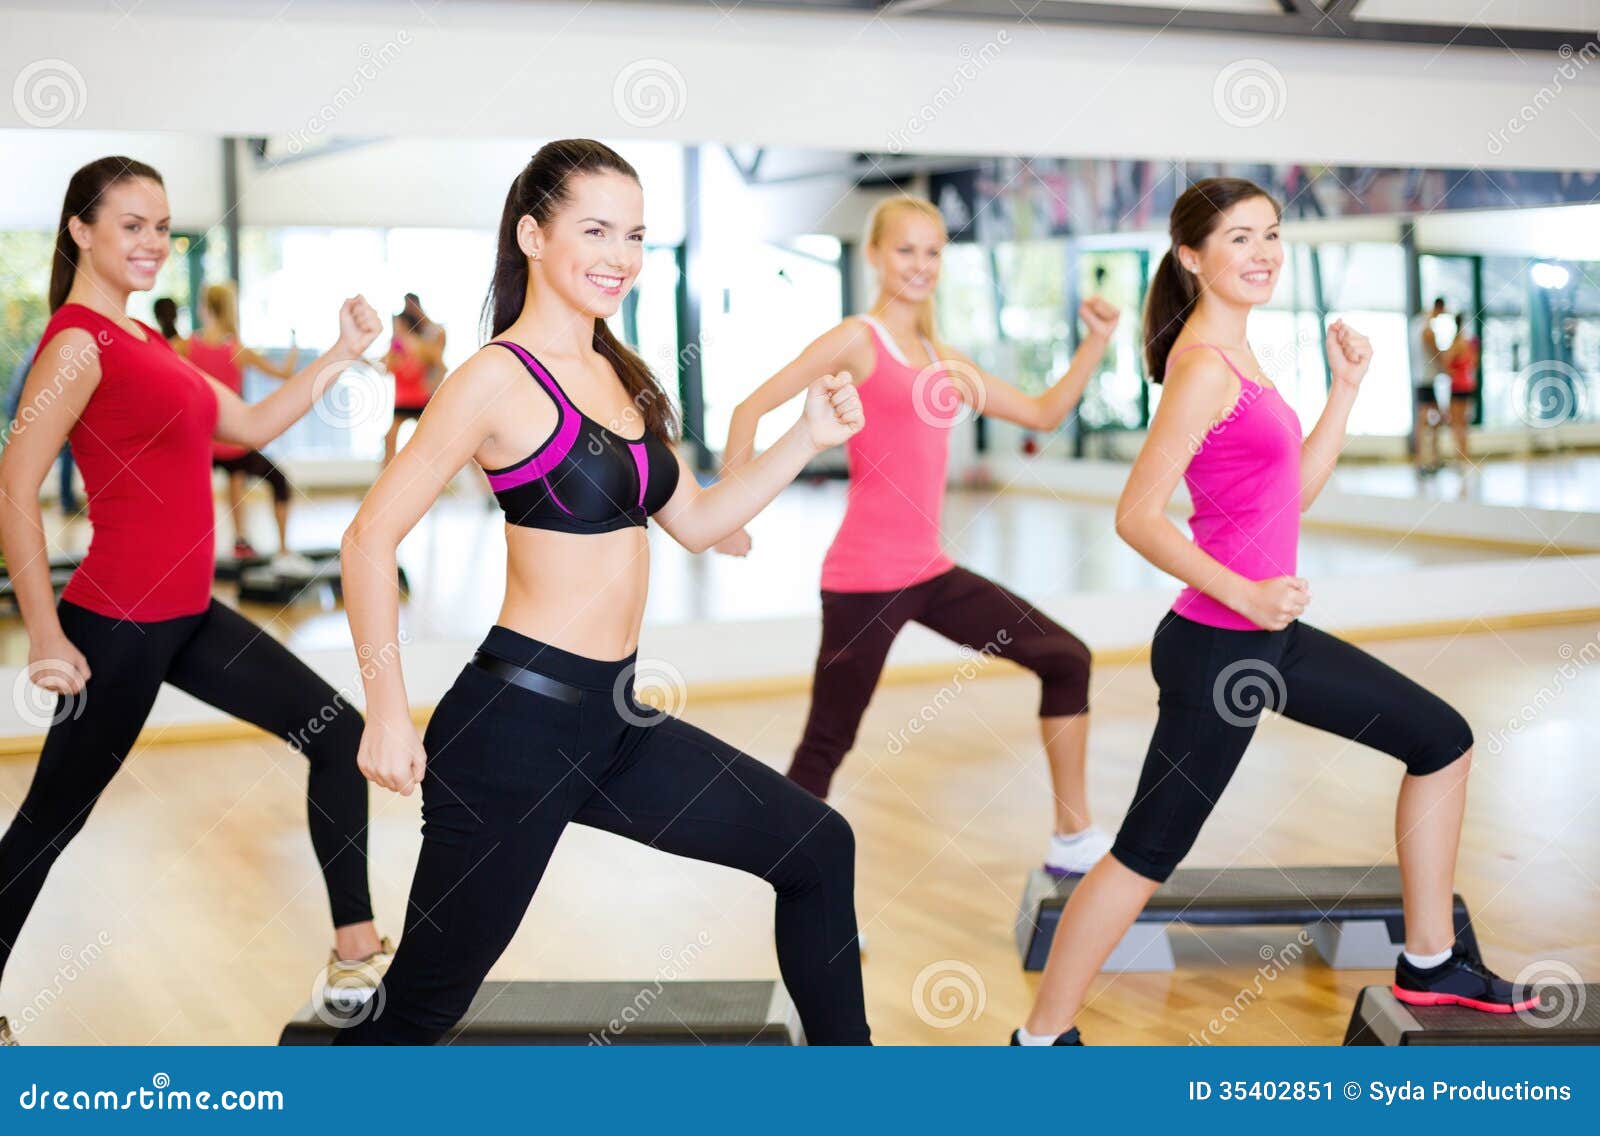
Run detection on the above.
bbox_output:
[865,195,947,357]
[203,281,239,340]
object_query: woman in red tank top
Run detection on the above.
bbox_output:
[184,281,307,567]
[1444,313,1479,468]
[381,309,439,467]
[0,157,391,1043]
[722,195,1123,881]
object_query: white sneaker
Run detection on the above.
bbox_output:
[271,551,319,578]
[321,936,394,1008]
[1043,825,1114,878]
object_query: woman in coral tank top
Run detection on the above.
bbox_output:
[1010,179,1531,1048]
[722,195,1121,880]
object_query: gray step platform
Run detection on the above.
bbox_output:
[279,980,802,1046]
[1016,865,1477,972]
[1344,984,1600,1045]
[233,547,408,604]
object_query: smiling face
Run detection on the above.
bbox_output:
[1180,194,1281,309]
[523,171,646,320]
[68,177,170,298]
[868,207,945,306]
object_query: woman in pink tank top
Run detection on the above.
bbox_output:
[722,195,1123,880]
[1010,179,1530,1048]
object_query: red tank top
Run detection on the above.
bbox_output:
[819,316,956,592]
[391,338,430,409]
[44,304,219,621]
[184,336,248,460]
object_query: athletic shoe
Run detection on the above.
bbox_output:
[1392,948,1538,1013]
[1009,1026,1082,1046]
[0,1016,17,1045]
[1043,825,1114,878]
[271,551,319,578]
[322,936,394,1006]
[233,539,259,560]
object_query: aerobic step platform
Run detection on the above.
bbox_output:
[279,980,802,1046]
[1016,865,1477,972]
[1344,984,1600,1045]
[234,547,408,605]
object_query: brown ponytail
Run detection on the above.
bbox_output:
[1143,177,1279,383]
[482,140,679,442]
[50,156,165,313]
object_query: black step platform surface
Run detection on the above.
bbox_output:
[1017,865,1477,972]
[1345,984,1600,1045]
[280,980,801,1046]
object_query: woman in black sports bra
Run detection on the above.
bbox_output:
[335,140,870,1045]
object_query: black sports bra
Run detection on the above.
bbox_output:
[480,341,679,533]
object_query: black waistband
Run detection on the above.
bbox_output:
[469,651,583,704]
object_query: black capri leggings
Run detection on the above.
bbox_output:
[0,599,373,984]
[788,566,1091,799]
[335,626,870,1046]
[215,450,291,505]
[1111,611,1474,883]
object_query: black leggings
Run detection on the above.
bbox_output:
[0,599,373,984]
[335,626,870,1046]
[789,566,1091,799]
[215,451,291,505]
[1111,611,1473,883]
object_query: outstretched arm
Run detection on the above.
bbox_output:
[657,373,864,553]
[947,298,1119,431]
[207,297,380,448]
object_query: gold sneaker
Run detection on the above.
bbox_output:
[0,1016,17,1046]
[321,936,394,1009]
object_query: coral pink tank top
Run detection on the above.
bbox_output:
[819,317,957,593]
[1169,343,1304,631]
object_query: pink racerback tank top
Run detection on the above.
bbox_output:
[819,316,957,593]
[1169,343,1304,631]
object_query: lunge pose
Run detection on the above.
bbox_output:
[722,194,1121,879]
[336,140,871,1045]
[0,157,392,1046]
[1011,179,1533,1047]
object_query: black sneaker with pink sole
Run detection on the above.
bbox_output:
[1392,948,1538,1013]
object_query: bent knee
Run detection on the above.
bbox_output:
[1406,707,1473,777]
